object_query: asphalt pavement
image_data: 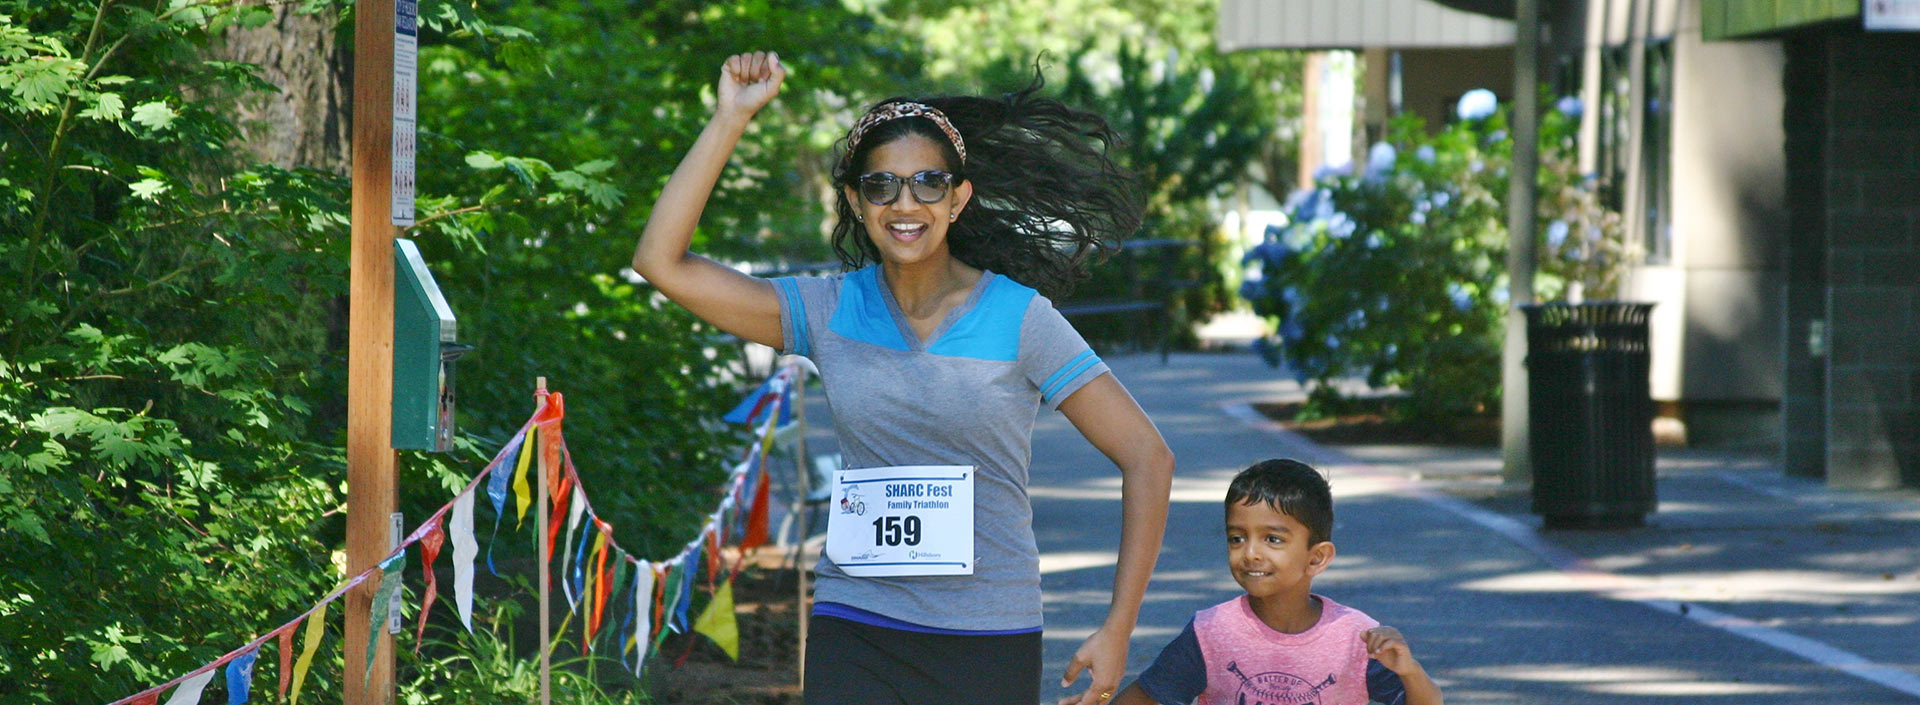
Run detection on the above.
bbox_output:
[1028,350,1920,705]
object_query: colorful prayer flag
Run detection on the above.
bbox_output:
[450,488,479,632]
[414,518,446,652]
[511,426,537,528]
[692,580,740,661]
[288,603,326,705]
[162,668,216,705]
[225,647,257,705]
[276,627,293,704]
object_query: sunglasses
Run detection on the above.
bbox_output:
[856,170,959,206]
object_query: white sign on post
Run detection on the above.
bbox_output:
[390,0,418,225]
[1866,0,1920,30]
[388,512,405,634]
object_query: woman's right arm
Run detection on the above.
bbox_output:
[631,51,788,348]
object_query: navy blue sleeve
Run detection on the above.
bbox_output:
[1367,658,1407,705]
[1130,620,1206,705]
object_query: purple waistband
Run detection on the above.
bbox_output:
[812,602,1042,636]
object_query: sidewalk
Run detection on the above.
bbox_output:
[1031,350,1920,704]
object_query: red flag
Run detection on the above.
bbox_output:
[127,692,158,705]
[650,563,668,643]
[586,519,613,651]
[546,472,573,556]
[414,519,446,653]
[277,620,295,703]
[704,528,723,587]
[741,468,772,551]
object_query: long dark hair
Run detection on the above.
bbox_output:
[830,71,1144,300]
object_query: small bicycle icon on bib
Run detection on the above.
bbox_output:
[839,487,867,516]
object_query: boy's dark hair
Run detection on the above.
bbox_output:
[1225,459,1333,545]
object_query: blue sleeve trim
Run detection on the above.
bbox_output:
[1367,658,1408,705]
[773,277,810,357]
[1040,350,1102,403]
[1133,620,1206,705]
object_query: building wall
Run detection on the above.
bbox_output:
[1397,47,1514,131]
[1628,0,1787,446]
[1812,29,1920,489]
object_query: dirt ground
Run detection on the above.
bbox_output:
[1254,399,1499,447]
[653,547,806,704]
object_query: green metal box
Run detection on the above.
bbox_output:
[392,238,466,451]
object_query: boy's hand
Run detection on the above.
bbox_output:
[1363,626,1423,675]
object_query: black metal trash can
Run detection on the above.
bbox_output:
[1522,302,1657,529]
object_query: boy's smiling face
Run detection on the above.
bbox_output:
[1225,499,1334,602]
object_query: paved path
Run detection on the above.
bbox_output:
[1030,351,1920,704]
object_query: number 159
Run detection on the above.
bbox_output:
[872,515,921,546]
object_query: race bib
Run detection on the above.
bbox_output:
[824,466,974,577]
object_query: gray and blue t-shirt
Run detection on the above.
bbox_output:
[773,265,1109,632]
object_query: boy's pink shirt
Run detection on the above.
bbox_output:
[1192,593,1379,705]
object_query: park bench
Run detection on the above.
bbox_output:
[1057,238,1199,363]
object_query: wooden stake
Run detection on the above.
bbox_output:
[535,377,552,705]
[345,0,398,700]
[788,365,811,689]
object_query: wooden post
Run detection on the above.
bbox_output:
[788,364,811,689]
[344,0,398,699]
[535,377,552,705]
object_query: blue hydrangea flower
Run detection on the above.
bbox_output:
[1546,220,1570,249]
[1457,88,1498,121]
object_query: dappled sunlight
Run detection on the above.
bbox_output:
[1039,551,1118,575]
[1587,681,1808,695]
[1027,472,1238,504]
[1041,624,1183,642]
[1452,664,1810,695]
[1461,567,1920,607]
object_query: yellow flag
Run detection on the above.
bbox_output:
[691,580,739,661]
[289,603,327,705]
[512,426,537,527]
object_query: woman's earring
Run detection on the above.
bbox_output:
[950,212,959,221]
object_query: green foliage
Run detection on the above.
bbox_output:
[892,0,1302,344]
[1055,39,1284,338]
[1244,103,1624,421]
[401,601,650,705]
[0,0,817,701]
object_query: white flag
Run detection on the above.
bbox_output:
[450,488,478,632]
[162,668,217,705]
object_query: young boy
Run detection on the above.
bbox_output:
[1111,459,1442,705]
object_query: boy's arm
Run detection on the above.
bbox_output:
[1081,620,1204,705]
[1364,627,1443,705]
[1110,683,1161,705]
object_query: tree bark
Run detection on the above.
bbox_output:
[217,2,351,174]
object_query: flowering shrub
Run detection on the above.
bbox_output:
[1242,100,1624,421]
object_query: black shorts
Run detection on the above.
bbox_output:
[803,614,1043,705]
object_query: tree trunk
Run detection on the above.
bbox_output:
[217,3,351,173]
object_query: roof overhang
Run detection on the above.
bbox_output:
[1217,0,1517,52]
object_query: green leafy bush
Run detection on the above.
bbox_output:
[1242,100,1624,421]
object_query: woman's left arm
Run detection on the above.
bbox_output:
[1053,373,1175,705]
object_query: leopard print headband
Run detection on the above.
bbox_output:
[844,102,967,167]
